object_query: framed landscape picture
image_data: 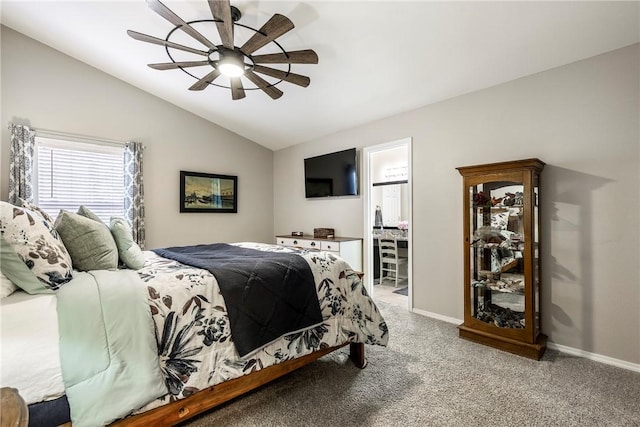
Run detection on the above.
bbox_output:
[180,171,238,213]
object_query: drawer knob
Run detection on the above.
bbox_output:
[311,242,316,247]
[293,240,298,245]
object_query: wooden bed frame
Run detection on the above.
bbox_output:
[55,343,365,427]
[112,343,365,426]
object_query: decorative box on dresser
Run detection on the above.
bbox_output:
[275,235,362,272]
[457,158,547,360]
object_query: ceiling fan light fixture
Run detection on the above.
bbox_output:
[129,0,318,100]
[218,52,245,77]
[218,62,244,77]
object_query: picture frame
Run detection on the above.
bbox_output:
[180,171,238,213]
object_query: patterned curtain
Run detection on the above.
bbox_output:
[124,141,145,249]
[7,123,36,205]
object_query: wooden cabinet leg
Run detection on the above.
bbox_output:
[349,343,367,368]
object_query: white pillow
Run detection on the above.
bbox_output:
[0,271,18,298]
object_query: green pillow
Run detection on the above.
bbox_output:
[110,217,145,270]
[77,205,104,224]
[1,236,54,294]
[55,210,119,271]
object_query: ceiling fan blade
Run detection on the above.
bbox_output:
[189,69,222,91]
[251,49,318,64]
[146,0,217,51]
[240,14,294,55]
[253,65,310,87]
[244,71,283,100]
[208,0,234,50]
[127,30,209,56]
[230,77,246,100]
[148,60,211,70]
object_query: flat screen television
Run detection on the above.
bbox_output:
[304,148,359,198]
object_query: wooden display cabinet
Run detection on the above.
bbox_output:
[457,159,546,360]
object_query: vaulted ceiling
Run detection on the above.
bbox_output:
[2,1,639,150]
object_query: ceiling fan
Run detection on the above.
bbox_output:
[127,0,318,100]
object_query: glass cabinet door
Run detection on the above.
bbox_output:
[468,181,526,330]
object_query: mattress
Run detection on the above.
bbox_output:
[0,291,65,405]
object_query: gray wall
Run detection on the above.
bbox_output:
[2,25,638,365]
[1,26,274,249]
[274,44,640,364]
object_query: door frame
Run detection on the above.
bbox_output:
[362,137,413,309]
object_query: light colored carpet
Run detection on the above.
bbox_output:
[182,301,640,426]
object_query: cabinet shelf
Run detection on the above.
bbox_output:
[469,242,524,250]
[472,205,523,209]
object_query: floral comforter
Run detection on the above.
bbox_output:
[136,242,388,413]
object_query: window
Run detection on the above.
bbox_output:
[35,137,125,223]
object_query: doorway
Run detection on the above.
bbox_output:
[362,138,412,310]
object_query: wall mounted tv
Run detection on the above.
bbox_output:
[304,148,359,198]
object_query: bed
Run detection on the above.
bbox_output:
[0,202,388,427]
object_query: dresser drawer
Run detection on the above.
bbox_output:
[275,237,320,250]
[276,237,297,247]
[298,239,320,250]
[275,235,362,271]
[320,241,340,252]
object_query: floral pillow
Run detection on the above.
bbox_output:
[20,198,55,223]
[1,236,53,295]
[0,201,73,290]
[0,271,18,298]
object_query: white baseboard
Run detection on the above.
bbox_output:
[411,307,462,325]
[547,342,640,373]
[410,307,640,373]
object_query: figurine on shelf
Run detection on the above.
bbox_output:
[503,192,516,206]
[473,191,502,207]
[473,191,489,206]
[514,191,524,206]
[503,191,524,206]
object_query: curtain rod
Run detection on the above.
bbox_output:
[34,128,127,147]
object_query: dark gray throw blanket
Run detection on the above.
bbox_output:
[152,244,323,357]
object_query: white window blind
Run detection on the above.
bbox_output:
[36,137,125,223]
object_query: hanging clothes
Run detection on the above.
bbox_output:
[374,205,384,228]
